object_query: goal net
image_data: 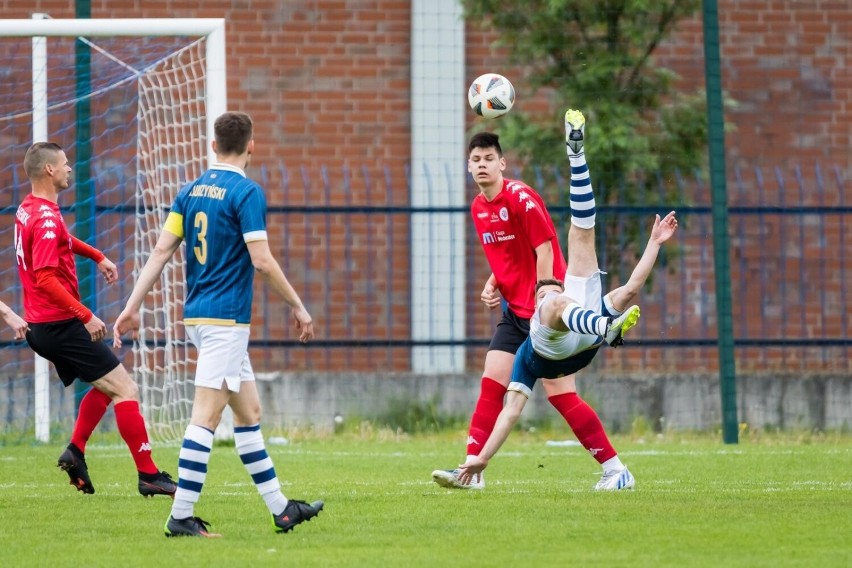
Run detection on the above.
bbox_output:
[0,17,225,443]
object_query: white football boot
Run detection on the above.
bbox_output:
[594,466,635,491]
[431,468,485,490]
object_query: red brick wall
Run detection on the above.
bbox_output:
[1,1,848,373]
[462,1,852,374]
[654,0,851,172]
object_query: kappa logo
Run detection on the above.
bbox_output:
[466,436,480,446]
[41,220,57,229]
[588,447,603,456]
[138,442,152,452]
[499,207,509,221]
[482,232,495,245]
[525,201,536,212]
[41,231,56,240]
[39,204,51,211]
[14,225,26,270]
[40,211,56,218]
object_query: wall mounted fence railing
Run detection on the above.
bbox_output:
[0,161,848,393]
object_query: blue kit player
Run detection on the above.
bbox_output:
[114,111,323,537]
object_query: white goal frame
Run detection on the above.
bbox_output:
[0,16,226,442]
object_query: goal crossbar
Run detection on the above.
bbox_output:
[0,18,225,37]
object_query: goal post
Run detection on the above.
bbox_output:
[0,17,226,442]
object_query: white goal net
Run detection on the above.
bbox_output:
[0,17,225,443]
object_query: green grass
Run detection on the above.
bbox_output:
[1,431,851,567]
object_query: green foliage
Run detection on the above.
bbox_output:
[464,0,706,259]
[376,395,466,434]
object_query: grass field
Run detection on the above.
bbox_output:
[1,430,850,567]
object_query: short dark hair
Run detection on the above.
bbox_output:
[23,142,64,180]
[214,111,253,155]
[468,132,502,156]
[535,278,564,295]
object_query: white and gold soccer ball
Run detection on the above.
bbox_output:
[467,73,515,119]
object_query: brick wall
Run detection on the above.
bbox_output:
[1,1,848,373]
[655,0,851,172]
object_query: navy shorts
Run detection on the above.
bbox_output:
[488,308,530,354]
[510,336,600,396]
[25,318,121,387]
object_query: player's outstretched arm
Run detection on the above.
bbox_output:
[113,230,182,348]
[457,391,528,483]
[247,240,314,343]
[0,300,28,340]
[606,211,678,313]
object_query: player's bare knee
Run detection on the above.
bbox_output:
[95,365,139,402]
[118,377,140,401]
[233,408,261,427]
[542,374,577,396]
[482,351,514,384]
[192,405,225,431]
[541,295,570,327]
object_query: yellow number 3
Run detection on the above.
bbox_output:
[193,212,208,264]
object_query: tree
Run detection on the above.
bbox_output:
[464,0,706,269]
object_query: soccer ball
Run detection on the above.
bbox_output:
[468,73,515,119]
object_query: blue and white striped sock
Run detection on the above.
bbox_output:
[569,153,596,229]
[235,424,288,516]
[171,424,214,520]
[562,302,609,337]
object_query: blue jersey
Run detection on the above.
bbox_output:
[164,163,267,326]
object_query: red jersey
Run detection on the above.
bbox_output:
[471,178,567,319]
[14,194,80,323]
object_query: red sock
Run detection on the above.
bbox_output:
[114,400,158,475]
[548,392,616,464]
[467,377,507,456]
[70,388,111,453]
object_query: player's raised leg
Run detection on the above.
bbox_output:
[564,109,598,277]
[561,110,634,487]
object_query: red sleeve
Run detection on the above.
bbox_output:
[33,268,93,323]
[510,189,556,249]
[71,237,106,263]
